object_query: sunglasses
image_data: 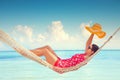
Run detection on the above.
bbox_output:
[88,46,92,50]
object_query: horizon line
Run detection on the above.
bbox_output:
[0,49,120,52]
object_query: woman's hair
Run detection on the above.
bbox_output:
[91,44,99,53]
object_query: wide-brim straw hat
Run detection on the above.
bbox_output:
[85,23,106,38]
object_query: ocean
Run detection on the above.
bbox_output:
[0,50,120,80]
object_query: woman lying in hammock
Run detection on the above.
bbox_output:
[31,24,105,68]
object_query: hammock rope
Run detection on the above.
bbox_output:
[0,27,119,74]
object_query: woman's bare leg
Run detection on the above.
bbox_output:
[30,45,58,57]
[43,49,58,65]
[30,45,58,65]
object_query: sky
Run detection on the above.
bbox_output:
[0,0,120,50]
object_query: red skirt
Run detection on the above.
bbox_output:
[54,53,86,68]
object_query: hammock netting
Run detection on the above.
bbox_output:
[0,27,119,74]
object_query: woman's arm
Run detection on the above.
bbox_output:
[85,34,94,52]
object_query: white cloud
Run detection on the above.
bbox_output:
[11,21,83,49]
[47,21,72,41]
[9,21,120,50]
[48,21,67,41]
[37,34,46,42]
[46,21,82,49]
[12,25,34,43]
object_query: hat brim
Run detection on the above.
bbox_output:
[96,31,106,38]
[86,26,106,38]
[85,26,95,34]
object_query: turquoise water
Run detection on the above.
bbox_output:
[0,50,120,80]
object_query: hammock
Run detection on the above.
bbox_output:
[0,27,119,74]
